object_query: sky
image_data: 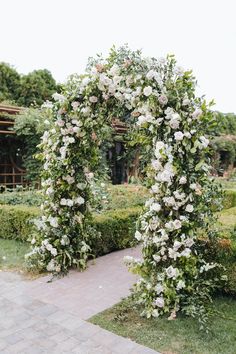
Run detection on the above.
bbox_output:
[1,0,236,113]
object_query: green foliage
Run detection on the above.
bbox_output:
[0,62,21,103]
[0,64,58,107]
[222,190,236,209]
[17,69,58,107]
[92,207,141,256]
[14,107,50,182]
[0,205,39,242]
[0,189,43,206]
[0,204,140,256]
[214,111,236,135]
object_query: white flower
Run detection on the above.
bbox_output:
[174,131,184,141]
[185,204,194,213]
[155,297,165,308]
[51,248,57,256]
[155,283,164,294]
[199,136,209,148]
[151,184,159,193]
[150,202,161,212]
[48,216,58,228]
[179,176,187,185]
[52,93,66,102]
[60,198,67,206]
[89,96,98,103]
[190,183,197,190]
[135,231,142,241]
[166,266,179,279]
[71,101,79,111]
[185,238,194,248]
[46,187,54,195]
[153,254,161,263]
[158,95,168,105]
[163,196,175,207]
[151,160,162,171]
[176,280,185,290]
[192,108,202,119]
[143,86,153,97]
[173,219,182,229]
[66,199,74,207]
[181,248,191,257]
[169,117,180,129]
[75,196,85,205]
[182,98,190,106]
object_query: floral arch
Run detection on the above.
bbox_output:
[27,46,221,320]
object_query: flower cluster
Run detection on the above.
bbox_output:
[26,46,221,320]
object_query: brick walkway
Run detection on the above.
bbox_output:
[0,246,160,353]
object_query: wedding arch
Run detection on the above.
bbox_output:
[27,46,221,320]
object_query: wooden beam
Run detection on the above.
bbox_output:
[0,121,15,125]
[0,130,16,134]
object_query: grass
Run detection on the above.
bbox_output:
[90,296,236,354]
[0,238,29,271]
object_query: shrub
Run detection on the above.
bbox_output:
[0,204,141,256]
[0,190,43,207]
[0,205,39,242]
[222,190,236,209]
[91,207,141,256]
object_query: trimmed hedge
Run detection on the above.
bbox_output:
[92,207,141,256]
[0,204,141,256]
[0,205,39,242]
[223,190,236,209]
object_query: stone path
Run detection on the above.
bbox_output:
[0,246,160,353]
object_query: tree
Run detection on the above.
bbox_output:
[17,69,58,107]
[0,62,21,103]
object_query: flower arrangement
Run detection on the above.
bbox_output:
[26,46,223,323]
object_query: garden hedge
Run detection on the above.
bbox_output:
[0,204,141,256]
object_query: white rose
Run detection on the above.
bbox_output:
[179,176,187,185]
[150,203,161,212]
[151,184,159,193]
[158,95,168,106]
[181,248,191,257]
[52,93,66,102]
[155,297,164,308]
[60,198,67,206]
[185,204,194,213]
[199,136,209,148]
[166,265,179,279]
[182,98,190,106]
[176,280,185,290]
[153,254,161,263]
[173,219,182,229]
[89,96,98,103]
[75,196,85,205]
[66,199,74,207]
[155,284,164,294]
[169,118,180,129]
[192,108,202,119]
[174,131,184,141]
[135,231,142,241]
[143,86,153,97]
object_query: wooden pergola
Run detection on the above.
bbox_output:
[0,104,27,188]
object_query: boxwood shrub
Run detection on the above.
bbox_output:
[0,204,141,256]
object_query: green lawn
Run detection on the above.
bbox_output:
[0,238,29,271]
[90,296,236,354]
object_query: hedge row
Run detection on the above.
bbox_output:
[223,189,236,209]
[0,204,141,257]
